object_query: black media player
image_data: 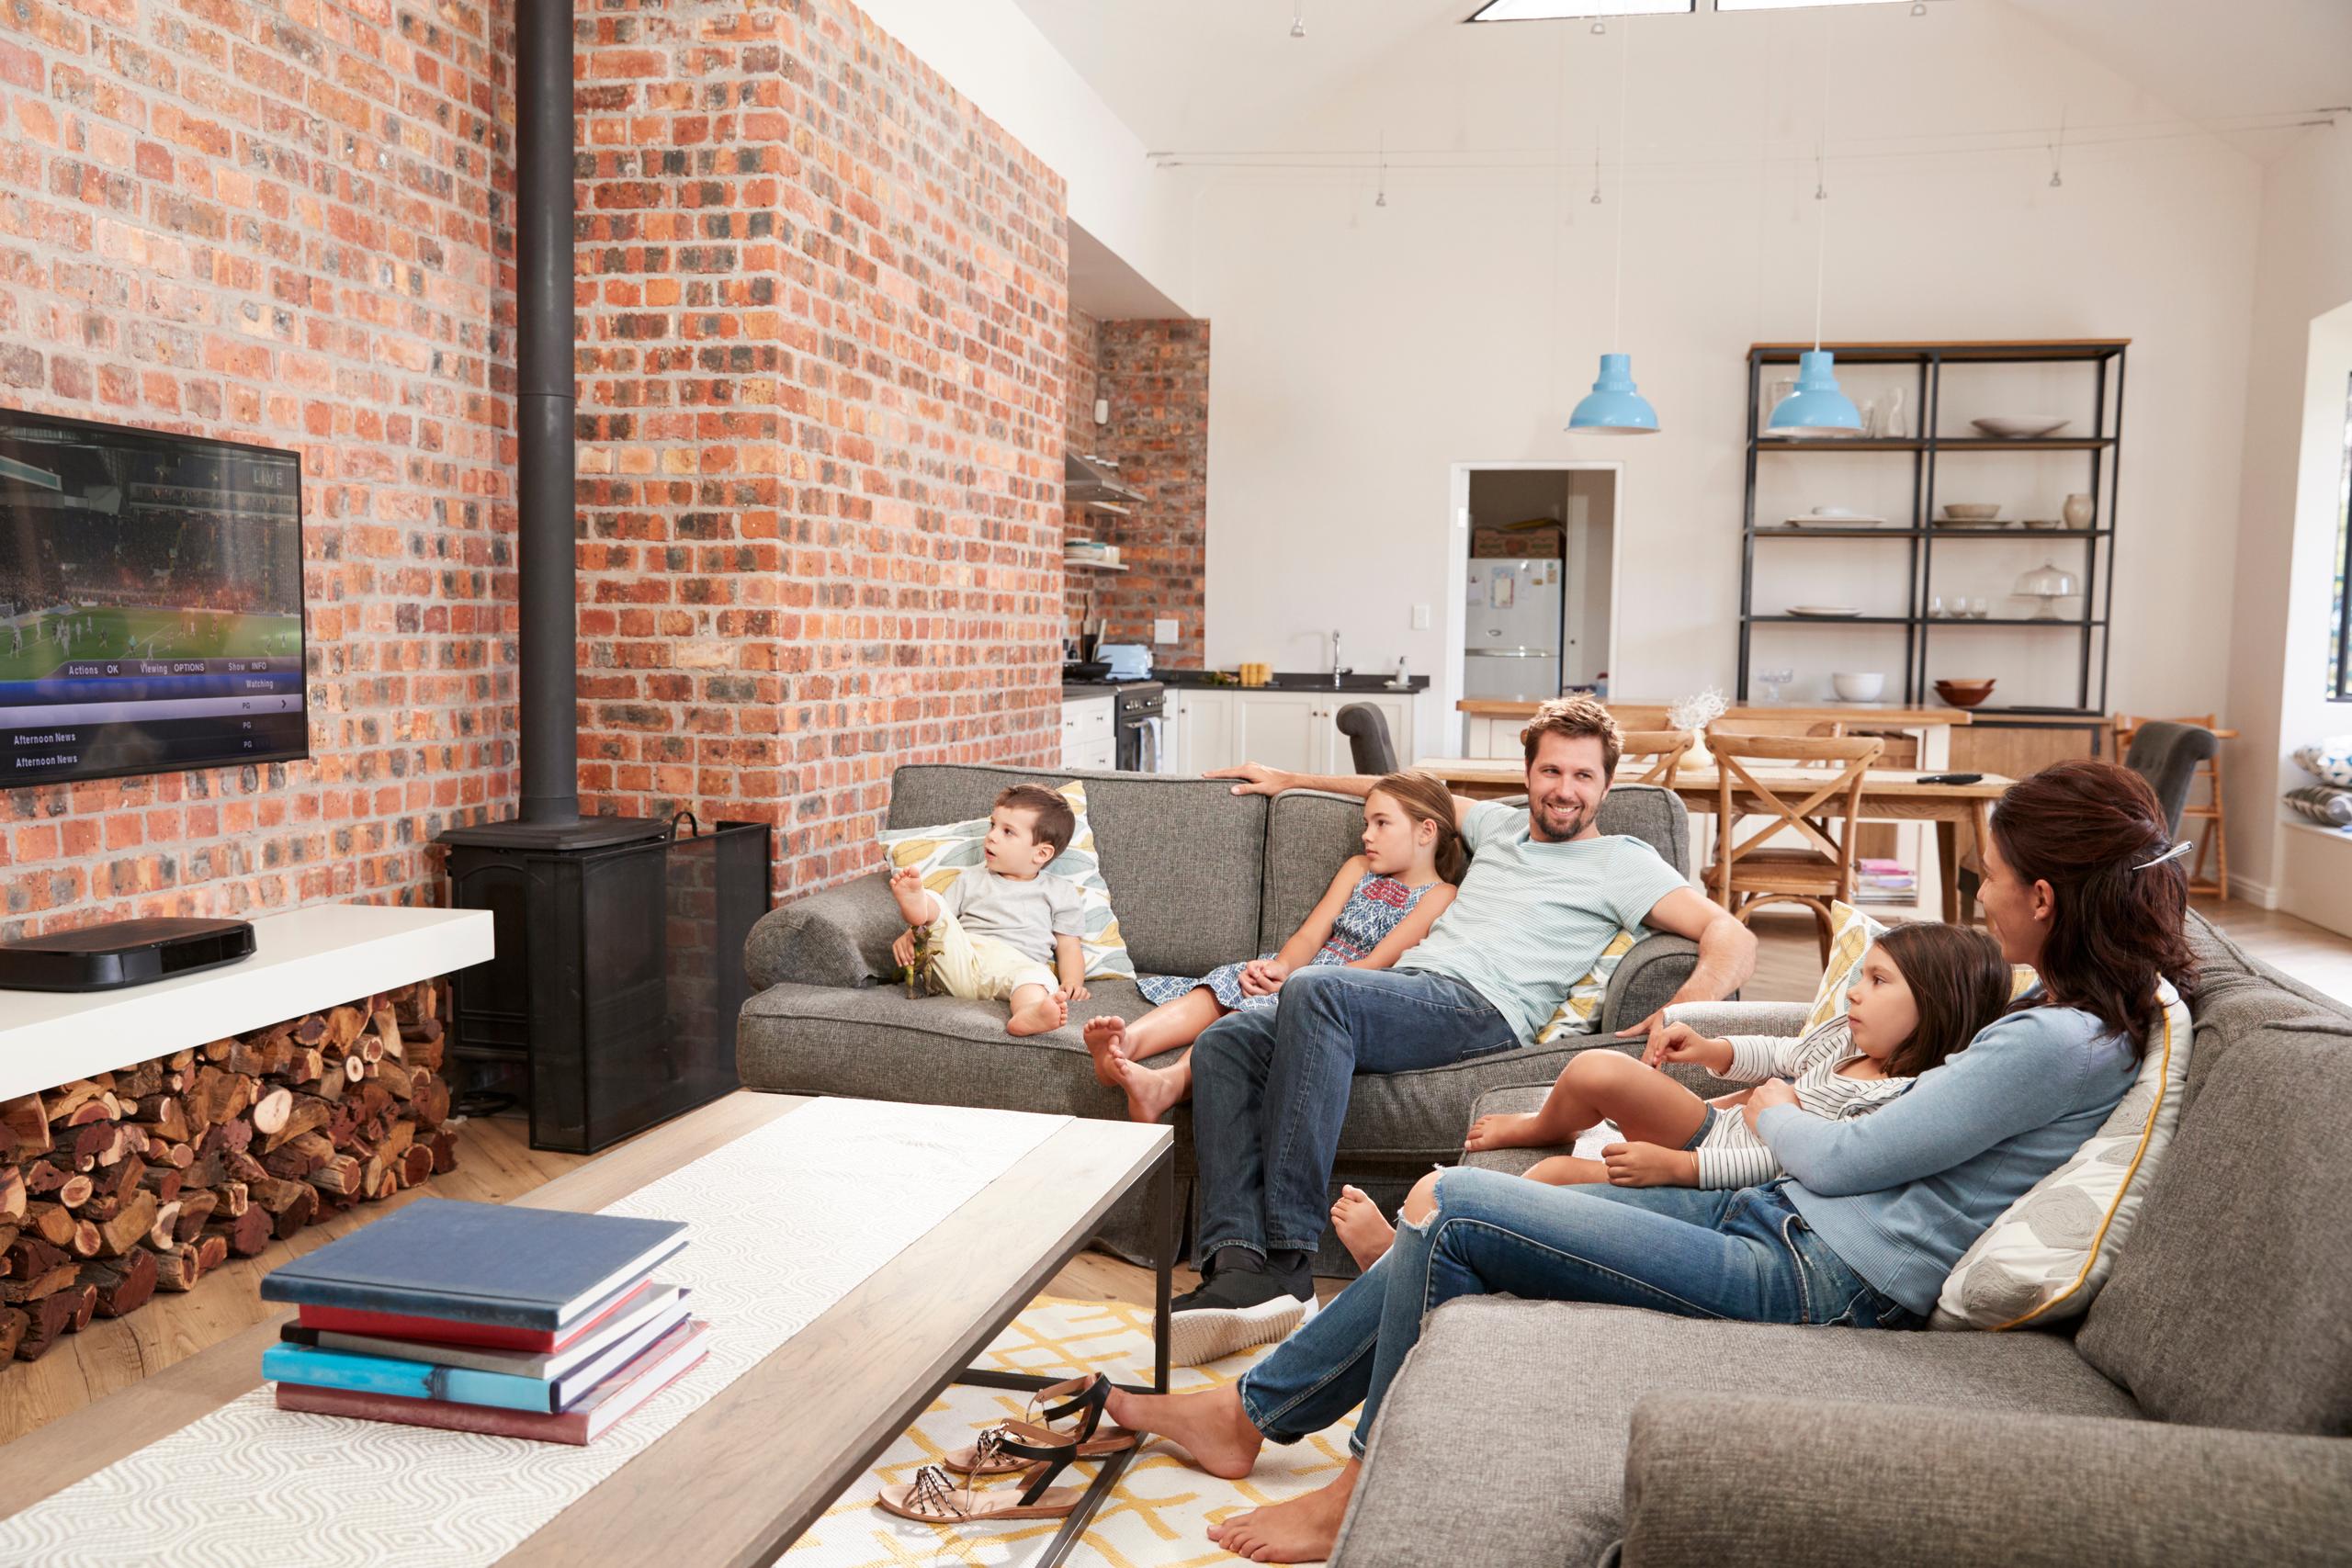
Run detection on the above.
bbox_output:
[0,917,256,992]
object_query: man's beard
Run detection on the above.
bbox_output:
[1532,795,1587,840]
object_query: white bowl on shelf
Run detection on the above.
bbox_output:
[1832,672,1885,702]
[1971,416,2071,439]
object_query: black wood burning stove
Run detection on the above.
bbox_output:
[436,0,767,1153]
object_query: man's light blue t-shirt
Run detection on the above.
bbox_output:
[1400,798,1689,1045]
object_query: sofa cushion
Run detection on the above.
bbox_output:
[1333,1297,2136,1568]
[886,764,1267,979]
[2075,1012,2352,1435]
[1260,791,1369,955]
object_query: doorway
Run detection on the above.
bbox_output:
[1442,462,1621,750]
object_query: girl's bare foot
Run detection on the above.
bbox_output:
[1082,1015,1129,1087]
[1008,988,1069,1037]
[1102,1382,1262,1481]
[1208,1461,1360,1562]
[1109,1052,1185,1123]
[1464,1110,1565,1151]
[1327,1185,1395,1269]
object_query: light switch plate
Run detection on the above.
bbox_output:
[1153,617,1179,644]
[1410,604,1430,629]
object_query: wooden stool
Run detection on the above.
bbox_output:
[2112,714,2236,899]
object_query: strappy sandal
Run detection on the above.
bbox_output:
[877,1422,1090,1523]
[941,1372,1136,1476]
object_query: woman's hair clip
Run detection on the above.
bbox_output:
[2132,840,2193,873]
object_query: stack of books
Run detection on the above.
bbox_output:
[1854,857,1920,906]
[260,1198,706,1445]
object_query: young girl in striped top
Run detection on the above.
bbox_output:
[1330,921,2010,1267]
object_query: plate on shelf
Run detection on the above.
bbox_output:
[1781,514,1886,528]
[1784,605,1863,618]
[1933,517,2013,530]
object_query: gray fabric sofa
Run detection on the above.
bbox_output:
[1332,912,2352,1566]
[736,762,1701,1273]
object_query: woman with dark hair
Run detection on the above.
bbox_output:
[1099,759,2187,1563]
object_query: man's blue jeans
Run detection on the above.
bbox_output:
[1189,965,1516,1263]
[1235,1168,1917,1457]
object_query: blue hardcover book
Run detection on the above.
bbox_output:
[258,1198,688,1332]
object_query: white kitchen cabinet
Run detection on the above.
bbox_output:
[1173,688,1419,777]
[1230,692,1329,776]
[1061,694,1115,772]
[1174,688,1236,773]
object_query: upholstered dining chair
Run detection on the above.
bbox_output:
[1703,729,1885,962]
[1335,702,1400,775]
[2117,719,2221,838]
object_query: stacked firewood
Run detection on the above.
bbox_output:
[0,979,458,1363]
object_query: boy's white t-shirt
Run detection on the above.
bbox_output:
[938,866,1085,967]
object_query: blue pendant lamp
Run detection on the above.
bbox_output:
[1569,23,1658,435]
[1768,34,1860,438]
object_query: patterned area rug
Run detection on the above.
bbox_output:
[784,1296,1357,1568]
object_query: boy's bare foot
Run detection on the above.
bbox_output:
[1007,988,1069,1037]
[1082,1015,1129,1087]
[1102,1382,1262,1481]
[1327,1185,1395,1269]
[1523,1154,1610,1186]
[1208,1461,1360,1563]
[1464,1110,1566,1151]
[1109,1052,1185,1123]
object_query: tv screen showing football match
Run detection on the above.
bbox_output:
[0,409,306,786]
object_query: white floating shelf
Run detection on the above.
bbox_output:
[0,904,493,1102]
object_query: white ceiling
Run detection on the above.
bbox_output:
[1010,0,2351,157]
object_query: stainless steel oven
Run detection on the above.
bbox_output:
[1113,682,1166,772]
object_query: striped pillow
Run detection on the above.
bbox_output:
[876,779,1136,981]
[1533,929,1641,1043]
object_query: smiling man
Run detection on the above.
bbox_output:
[1173,694,1755,1362]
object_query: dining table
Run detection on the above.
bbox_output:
[1411,755,2016,925]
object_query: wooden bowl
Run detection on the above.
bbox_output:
[1934,679,1996,708]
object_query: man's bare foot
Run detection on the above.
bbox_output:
[1464,1110,1569,1152]
[1082,1015,1130,1087]
[1102,1382,1262,1481]
[1008,988,1069,1037]
[1208,1461,1361,1563]
[1109,1051,1186,1123]
[1327,1185,1395,1269]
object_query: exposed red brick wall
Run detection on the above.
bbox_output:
[571,0,1068,897]
[1063,316,1207,668]
[0,0,517,936]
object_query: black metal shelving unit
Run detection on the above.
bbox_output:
[1737,339,2129,726]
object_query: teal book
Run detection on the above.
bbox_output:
[264,1341,562,1413]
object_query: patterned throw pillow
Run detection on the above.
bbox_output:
[1807,901,1887,1032]
[876,779,1136,981]
[2292,736,2352,787]
[2283,784,2352,828]
[1930,977,2193,1331]
[1533,929,1642,1043]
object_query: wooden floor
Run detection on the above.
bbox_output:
[6,895,2343,1448]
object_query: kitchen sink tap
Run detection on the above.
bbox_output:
[1330,629,1343,687]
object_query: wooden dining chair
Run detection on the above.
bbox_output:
[1703,728,1885,962]
[1619,728,1693,786]
[1709,716,1846,765]
[2113,713,2233,898]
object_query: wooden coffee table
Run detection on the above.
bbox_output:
[0,1091,1176,1568]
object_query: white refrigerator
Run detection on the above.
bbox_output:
[1463,558,1562,702]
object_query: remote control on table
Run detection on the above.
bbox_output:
[1914,772,1984,785]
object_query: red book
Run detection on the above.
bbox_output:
[294,1277,661,1353]
[275,1320,710,1445]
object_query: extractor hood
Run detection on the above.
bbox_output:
[1066,450,1145,510]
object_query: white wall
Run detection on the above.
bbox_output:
[2221,126,2352,912]
[1186,5,2264,732]
[857,0,1194,315]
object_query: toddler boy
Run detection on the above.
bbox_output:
[890,784,1090,1036]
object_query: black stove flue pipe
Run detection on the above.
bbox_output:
[514,0,578,827]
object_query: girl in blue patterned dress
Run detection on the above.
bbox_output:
[1084,771,1468,1123]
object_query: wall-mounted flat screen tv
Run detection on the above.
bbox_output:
[0,409,306,787]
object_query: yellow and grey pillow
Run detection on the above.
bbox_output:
[1533,929,1643,1043]
[877,779,1136,981]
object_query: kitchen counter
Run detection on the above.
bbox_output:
[1455,698,1973,726]
[1062,682,1123,701]
[1148,669,1430,694]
